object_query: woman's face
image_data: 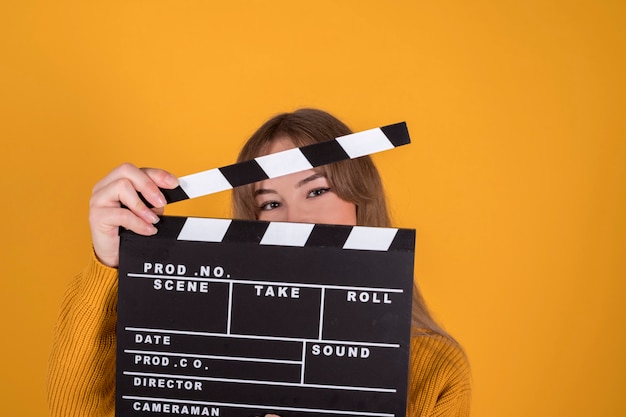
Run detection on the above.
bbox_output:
[253,136,357,225]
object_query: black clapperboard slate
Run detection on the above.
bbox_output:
[116,123,416,417]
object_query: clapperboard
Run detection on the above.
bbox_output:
[117,123,416,417]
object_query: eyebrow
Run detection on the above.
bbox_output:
[296,172,326,188]
[254,173,327,197]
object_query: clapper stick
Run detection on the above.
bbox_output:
[158,122,410,205]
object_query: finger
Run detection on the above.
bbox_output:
[90,177,161,225]
[152,206,166,216]
[92,163,178,207]
[91,206,158,237]
[92,163,143,193]
[142,167,180,189]
[136,167,181,209]
[90,206,158,267]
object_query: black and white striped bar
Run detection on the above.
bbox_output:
[157,216,415,252]
[161,122,410,204]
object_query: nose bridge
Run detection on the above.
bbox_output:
[285,207,300,223]
[285,202,310,224]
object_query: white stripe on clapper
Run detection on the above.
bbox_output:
[260,222,315,247]
[255,147,314,178]
[177,218,232,242]
[336,128,394,159]
[179,168,233,199]
[343,226,398,251]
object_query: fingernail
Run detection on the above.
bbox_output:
[154,194,166,208]
[167,173,179,188]
[148,212,160,224]
[147,224,158,235]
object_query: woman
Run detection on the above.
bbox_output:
[47,109,471,416]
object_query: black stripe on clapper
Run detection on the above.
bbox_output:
[305,224,353,248]
[160,186,190,204]
[219,159,269,188]
[299,139,350,167]
[387,229,416,252]
[137,187,190,209]
[144,215,188,240]
[221,219,269,244]
[380,122,411,147]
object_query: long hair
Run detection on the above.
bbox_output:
[232,108,454,341]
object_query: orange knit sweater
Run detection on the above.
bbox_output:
[47,253,471,416]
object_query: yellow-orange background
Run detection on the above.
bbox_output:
[1,1,624,415]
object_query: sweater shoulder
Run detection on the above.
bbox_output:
[410,329,470,379]
[407,329,472,416]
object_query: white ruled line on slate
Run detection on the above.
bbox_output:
[123,371,397,393]
[122,394,397,417]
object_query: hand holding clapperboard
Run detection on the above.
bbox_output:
[116,122,416,417]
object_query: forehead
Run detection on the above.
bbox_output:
[262,135,297,155]
[254,167,325,190]
[254,135,328,191]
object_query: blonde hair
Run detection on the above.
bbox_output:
[232,108,455,341]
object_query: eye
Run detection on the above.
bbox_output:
[307,187,331,198]
[258,201,281,211]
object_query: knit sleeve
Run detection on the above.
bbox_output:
[407,331,472,417]
[47,251,119,417]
